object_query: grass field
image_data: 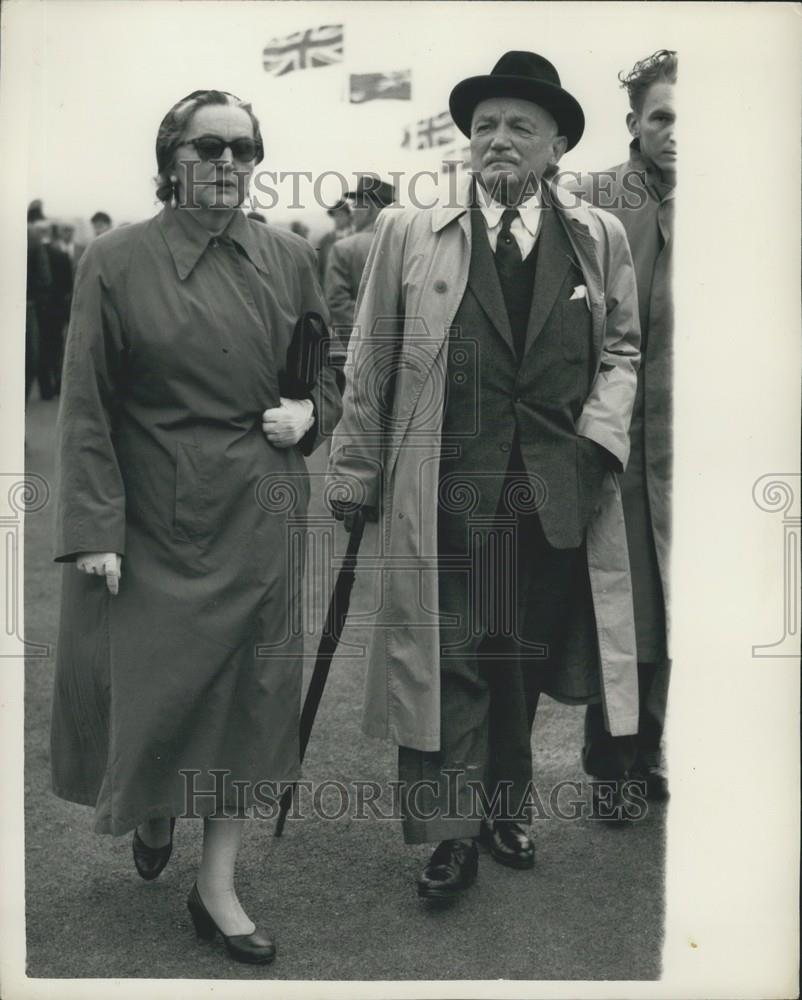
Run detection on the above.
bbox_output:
[23,396,664,982]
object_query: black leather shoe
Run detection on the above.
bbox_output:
[187,883,276,964]
[132,817,176,881]
[417,839,478,900]
[479,819,535,869]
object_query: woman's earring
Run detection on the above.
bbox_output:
[170,176,178,209]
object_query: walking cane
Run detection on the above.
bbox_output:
[274,509,365,836]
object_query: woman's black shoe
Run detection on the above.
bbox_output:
[187,883,276,965]
[132,817,176,881]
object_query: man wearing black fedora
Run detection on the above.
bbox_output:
[328,51,641,899]
[324,175,396,336]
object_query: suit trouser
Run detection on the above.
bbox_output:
[582,659,670,777]
[398,503,583,845]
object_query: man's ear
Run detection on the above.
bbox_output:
[550,134,569,167]
[626,111,640,138]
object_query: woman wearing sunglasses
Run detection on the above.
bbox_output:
[50,90,341,964]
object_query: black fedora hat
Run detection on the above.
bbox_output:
[449,51,585,150]
[346,175,396,209]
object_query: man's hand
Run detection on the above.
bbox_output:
[577,437,614,526]
[262,397,315,448]
[75,551,122,595]
[330,499,379,533]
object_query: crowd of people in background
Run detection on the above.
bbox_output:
[25,200,113,402]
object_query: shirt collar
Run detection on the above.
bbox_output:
[475,181,542,237]
[159,205,269,281]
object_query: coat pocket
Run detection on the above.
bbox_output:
[561,299,593,363]
[173,442,207,542]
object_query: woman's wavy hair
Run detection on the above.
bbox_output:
[618,50,677,114]
[154,89,265,204]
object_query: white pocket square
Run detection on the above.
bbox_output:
[570,284,587,300]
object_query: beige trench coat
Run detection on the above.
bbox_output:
[327,175,641,751]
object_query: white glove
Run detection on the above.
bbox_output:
[75,551,122,595]
[262,397,315,448]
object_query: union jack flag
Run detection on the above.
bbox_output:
[262,25,344,76]
[401,110,458,150]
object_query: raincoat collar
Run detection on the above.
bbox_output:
[159,205,269,281]
[628,139,675,202]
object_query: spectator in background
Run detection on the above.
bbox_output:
[90,211,113,237]
[28,199,45,223]
[575,49,676,806]
[26,203,52,400]
[37,222,74,399]
[58,224,78,267]
[289,219,310,240]
[316,198,353,284]
[324,177,395,337]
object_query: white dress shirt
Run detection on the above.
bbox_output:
[477,187,542,260]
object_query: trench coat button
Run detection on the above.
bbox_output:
[433,280,448,293]
[398,512,405,519]
[500,442,510,453]
[209,238,219,248]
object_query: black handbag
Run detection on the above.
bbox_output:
[279,310,330,398]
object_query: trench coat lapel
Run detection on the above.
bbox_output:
[467,207,516,357]
[523,205,572,358]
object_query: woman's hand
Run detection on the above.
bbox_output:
[262,397,315,448]
[75,552,122,595]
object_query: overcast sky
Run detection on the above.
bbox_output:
[22,0,683,237]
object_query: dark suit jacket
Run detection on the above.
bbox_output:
[439,203,605,550]
[324,229,375,333]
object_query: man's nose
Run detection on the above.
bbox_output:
[489,126,512,148]
[216,146,235,165]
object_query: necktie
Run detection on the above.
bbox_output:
[492,208,527,359]
[495,209,521,266]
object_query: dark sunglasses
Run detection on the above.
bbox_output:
[183,134,258,162]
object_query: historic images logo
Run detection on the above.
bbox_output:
[0,473,51,658]
[752,474,800,658]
